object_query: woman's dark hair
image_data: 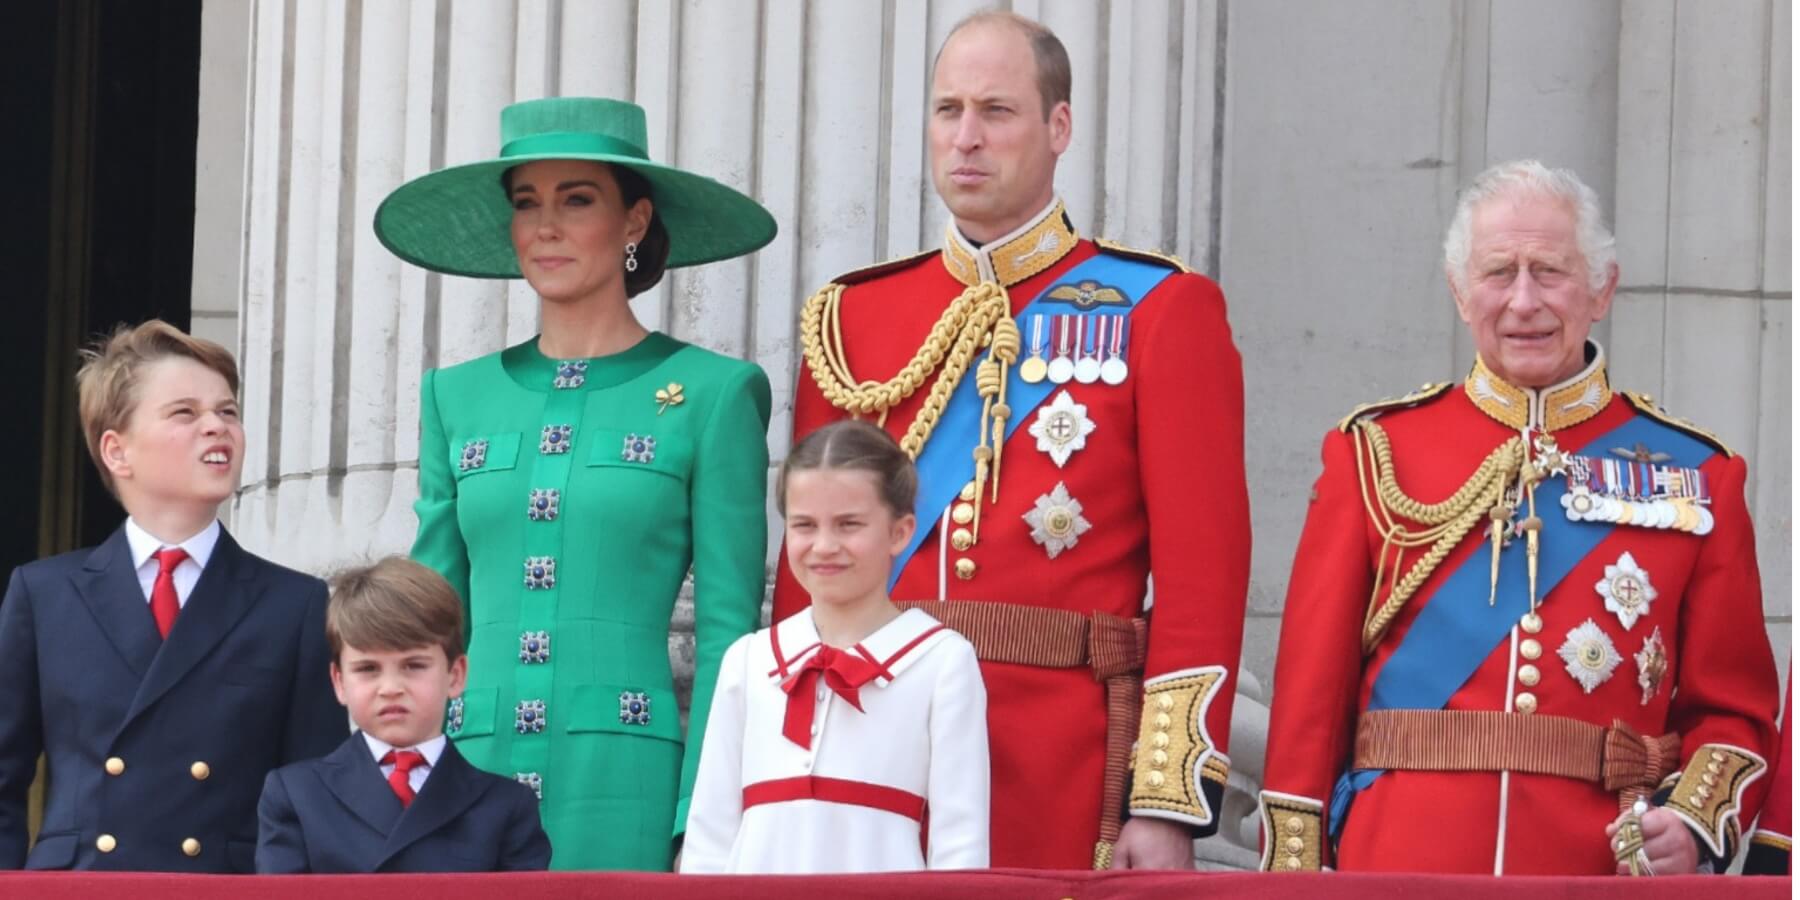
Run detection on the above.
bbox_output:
[501,161,671,298]
[778,420,918,519]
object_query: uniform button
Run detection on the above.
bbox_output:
[182,838,201,857]
[1284,816,1304,836]
[1156,695,1175,712]
[1145,771,1166,788]
[1701,772,1718,786]
[1151,733,1170,749]
[951,503,975,525]
[1520,613,1543,634]
[1687,795,1705,808]
[1709,751,1726,763]
[951,528,974,551]
[1150,750,1169,768]
[1517,664,1540,687]
[954,558,976,580]
[1520,639,1542,660]
[1514,692,1538,715]
[1282,855,1303,870]
[959,482,978,502]
[190,761,210,781]
[1706,762,1723,775]
[1154,713,1172,730]
[96,834,116,853]
[1283,837,1304,854]
[105,757,125,776]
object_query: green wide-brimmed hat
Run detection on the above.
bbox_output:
[374,97,776,277]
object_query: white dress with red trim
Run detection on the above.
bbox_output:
[680,607,990,873]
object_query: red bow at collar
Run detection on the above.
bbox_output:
[779,645,881,750]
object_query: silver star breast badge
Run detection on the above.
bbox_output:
[1558,618,1623,693]
[1023,481,1092,559]
[1595,551,1657,630]
[1028,390,1096,468]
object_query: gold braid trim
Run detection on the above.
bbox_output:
[799,279,1020,517]
[1352,419,1527,652]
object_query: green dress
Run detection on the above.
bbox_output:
[412,333,769,871]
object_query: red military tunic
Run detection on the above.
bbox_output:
[1745,670,1791,875]
[1260,347,1780,874]
[774,199,1251,868]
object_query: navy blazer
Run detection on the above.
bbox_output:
[256,732,550,873]
[0,525,345,872]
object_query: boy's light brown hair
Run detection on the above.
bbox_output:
[326,556,466,664]
[75,319,240,497]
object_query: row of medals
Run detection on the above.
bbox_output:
[1018,313,1128,386]
[1559,451,1715,535]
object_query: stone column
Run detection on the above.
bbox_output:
[1612,0,1791,667]
[201,0,1786,872]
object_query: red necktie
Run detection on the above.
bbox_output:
[382,749,426,807]
[150,548,188,639]
[779,646,880,750]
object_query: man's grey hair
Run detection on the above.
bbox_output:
[1442,159,1617,293]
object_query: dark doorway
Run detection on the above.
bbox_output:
[1,0,201,840]
[0,0,202,571]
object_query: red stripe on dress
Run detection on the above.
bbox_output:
[768,625,821,681]
[854,624,948,683]
[743,776,927,822]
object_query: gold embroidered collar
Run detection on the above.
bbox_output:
[941,198,1079,288]
[1464,343,1613,432]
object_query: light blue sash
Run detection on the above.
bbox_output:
[1329,411,1718,830]
[889,254,1175,591]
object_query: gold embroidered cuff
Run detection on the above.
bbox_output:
[1128,666,1225,826]
[1665,744,1767,858]
[1258,792,1324,872]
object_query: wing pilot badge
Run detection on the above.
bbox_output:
[1046,279,1128,310]
[1029,390,1096,468]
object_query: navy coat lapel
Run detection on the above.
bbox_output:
[320,734,405,838]
[126,529,259,723]
[377,741,484,868]
[72,527,160,679]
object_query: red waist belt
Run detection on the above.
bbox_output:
[742,776,926,822]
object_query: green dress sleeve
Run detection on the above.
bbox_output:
[411,368,474,639]
[673,362,772,836]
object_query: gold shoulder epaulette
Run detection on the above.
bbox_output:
[1336,382,1454,432]
[1621,392,1736,458]
[1094,238,1192,274]
[828,248,938,287]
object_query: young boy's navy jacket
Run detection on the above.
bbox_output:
[0,525,345,872]
[256,732,551,873]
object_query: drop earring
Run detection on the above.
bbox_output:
[624,241,639,273]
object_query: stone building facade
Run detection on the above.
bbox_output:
[194,0,1790,869]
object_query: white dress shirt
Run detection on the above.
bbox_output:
[124,517,221,608]
[361,731,448,795]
